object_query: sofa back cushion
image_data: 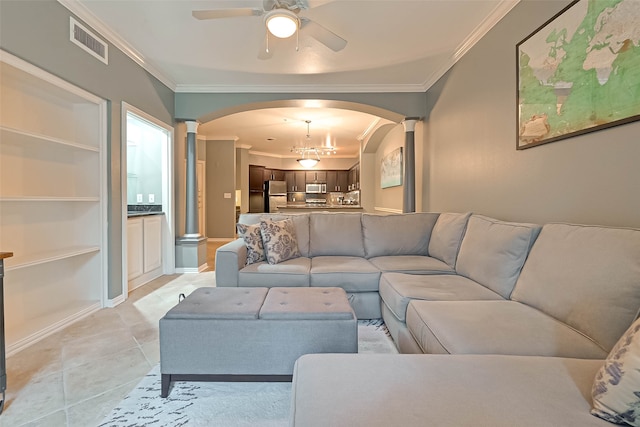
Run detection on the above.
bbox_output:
[455,215,541,299]
[511,223,640,352]
[362,213,439,258]
[238,213,310,257]
[309,212,364,257]
[428,212,472,268]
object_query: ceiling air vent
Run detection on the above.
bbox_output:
[70,17,108,65]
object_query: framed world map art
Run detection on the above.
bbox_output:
[517,0,640,149]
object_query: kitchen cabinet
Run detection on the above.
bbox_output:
[348,163,360,191]
[127,215,163,290]
[305,171,327,183]
[264,168,285,181]
[249,165,266,191]
[0,51,106,355]
[337,171,349,192]
[285,171,306,192]
[327,170,349,192]
[249,165,265,213]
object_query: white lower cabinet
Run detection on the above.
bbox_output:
[128,215,163,290]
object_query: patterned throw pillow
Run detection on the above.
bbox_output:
[591,317,640,426]
[260,217,300,265]
[236,223,265,266]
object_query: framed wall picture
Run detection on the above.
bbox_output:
[516,0,640,149]
[380,147,403,189]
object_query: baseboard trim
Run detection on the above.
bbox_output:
[374,206,403,214]
[175,263,209,274]
[106,294,126,308]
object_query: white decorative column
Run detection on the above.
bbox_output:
[402,118,419,213]
[175,120,207,273]
[184,121,199,237]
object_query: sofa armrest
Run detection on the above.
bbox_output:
[214,238,247,287]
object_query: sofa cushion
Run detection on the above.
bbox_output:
[406,300,608,358]
[592,317,640,425]
[362,212,439,258]
[309,213,364,257]
[260,217,301,264]
[379,272,503,322]
[511,223,640,353]
[455,215,541,299]
[238,257,311,287]
[290,353,609,427]
[427,212,472,268]
[367,255,454,275]
[236,223,265,265]
[310,256,380,292]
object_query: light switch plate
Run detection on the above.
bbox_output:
[223,192,232,199]
[148,194,155,203]
[137,194,143,203]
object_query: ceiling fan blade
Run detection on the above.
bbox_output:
[192,9,262,20]
[300,19,347,52]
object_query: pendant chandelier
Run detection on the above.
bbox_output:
[291,120,337,168]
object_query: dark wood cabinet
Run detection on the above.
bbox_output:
[348,163,360,191]
[326,171,337,192]
[264,169,285,181]
[285,171,306,192]
[305,171,327,183]
[337,171,349,192]
[249,165,265,191]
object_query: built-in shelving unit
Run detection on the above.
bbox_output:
[0,50,107,355]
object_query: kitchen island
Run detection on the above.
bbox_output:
[277,204,363,213]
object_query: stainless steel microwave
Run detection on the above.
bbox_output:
[306,183,326,193]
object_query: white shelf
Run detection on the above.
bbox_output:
[5,246,101,272]
[0,49,107,353]
[0,196,100,202]
[6,300,101,356]
[0,125,100,152]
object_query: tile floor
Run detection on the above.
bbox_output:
[0,271,219,427]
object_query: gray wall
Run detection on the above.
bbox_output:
[0,0,175,299]
[425,0,640,228]
[206,140,236,239]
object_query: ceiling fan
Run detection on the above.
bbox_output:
[192,0,347,57]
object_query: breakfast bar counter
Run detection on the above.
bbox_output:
[277,204,363,213]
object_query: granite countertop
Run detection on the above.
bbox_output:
[127,204,164,217]
[127,211,166,218]
[279,204,362,210]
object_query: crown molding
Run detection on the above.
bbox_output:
[175,83,428,94]
[235,143,253,150]
[249,150,356,159]
[57,0,177,91]
[419,0,520,91]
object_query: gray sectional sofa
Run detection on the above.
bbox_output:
[215,211,640,426]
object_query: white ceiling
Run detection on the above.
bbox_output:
[62,0,519,158]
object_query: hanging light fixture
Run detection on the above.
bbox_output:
[265,9,299,38]
[297,147,320,168]
[292,120,337,168]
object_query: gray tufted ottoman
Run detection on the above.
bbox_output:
[159,286,357,397]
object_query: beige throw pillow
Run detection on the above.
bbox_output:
[236,223,265,266]
[260,217,300,265]
[591,317,640,426]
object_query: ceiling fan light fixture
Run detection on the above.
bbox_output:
[265,9,299,38]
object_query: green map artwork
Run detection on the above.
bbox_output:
[517,0,640,149]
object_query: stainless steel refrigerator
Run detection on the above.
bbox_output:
[264,180,287,213]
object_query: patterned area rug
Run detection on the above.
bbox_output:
[100,319,396,427]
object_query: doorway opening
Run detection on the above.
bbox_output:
[122,103,175,296]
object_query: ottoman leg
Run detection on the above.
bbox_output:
[161,374,171,398]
